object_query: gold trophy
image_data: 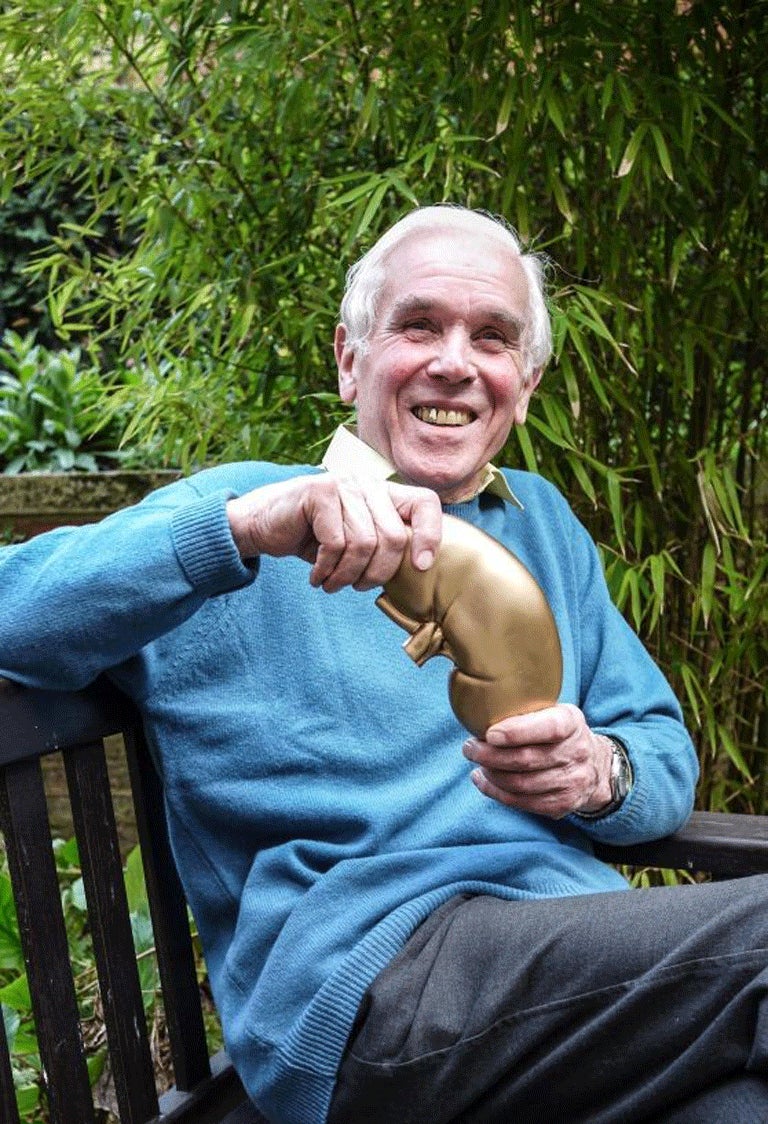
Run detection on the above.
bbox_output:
[377,515,562,736]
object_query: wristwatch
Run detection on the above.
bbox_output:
[578,736,633,820]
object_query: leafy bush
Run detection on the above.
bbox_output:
[0,330,138,474]
[0,177,116,349]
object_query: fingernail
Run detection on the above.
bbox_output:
[485,729,505,745]
[415,549,434,571]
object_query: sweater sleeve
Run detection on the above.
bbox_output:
[558,500,699,845]
[0,475,256,691]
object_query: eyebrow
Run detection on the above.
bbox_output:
[388,296,525,338]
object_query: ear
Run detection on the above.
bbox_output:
[334,324,357,404]
[513,366,543,426]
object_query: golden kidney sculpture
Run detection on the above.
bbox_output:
[376,514,562,737]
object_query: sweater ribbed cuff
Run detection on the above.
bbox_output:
[171,490,258,595]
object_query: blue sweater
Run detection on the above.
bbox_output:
[0,462,698,1123]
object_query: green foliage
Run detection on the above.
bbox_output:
[0,177,109,348]
[0,330,144,473]
[0,0,766,808]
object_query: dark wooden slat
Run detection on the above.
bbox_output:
[156,1051,263,1123]
[0,757,95,1124]
[124,724,212,1092]
[0,982,21,1124]
[219,1104,269,1124]
[65,739,159,1123]
[594,811,768,878]
[0,677,129,765]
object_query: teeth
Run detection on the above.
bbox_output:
[413,406,473,426]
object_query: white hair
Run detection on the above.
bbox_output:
[339,204,552,380]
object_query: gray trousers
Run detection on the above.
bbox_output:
[327,876,768,1123]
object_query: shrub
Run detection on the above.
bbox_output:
[0,330,139,474]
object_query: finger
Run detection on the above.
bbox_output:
[388,484,443,571]
[480,760,570,794]
[464,733,573,773]
[470,768,571,819]
[321,480,441,592]
[311,485,382,592]
[349,483,410,590]
[484,704,579,748]
[463,736,548,773]
[296,485,344,588]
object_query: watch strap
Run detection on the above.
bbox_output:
[577,736,633,820]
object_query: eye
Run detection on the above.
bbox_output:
[475,327,508,349]
[402,319,437,340]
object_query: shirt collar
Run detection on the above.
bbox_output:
[321,425,523,508]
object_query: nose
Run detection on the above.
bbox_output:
[426,328,475,383]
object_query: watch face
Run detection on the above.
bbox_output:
[611,745,631,801]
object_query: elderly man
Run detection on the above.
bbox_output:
[2,206,768,1123]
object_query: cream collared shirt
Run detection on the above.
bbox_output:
[321,426,522,508]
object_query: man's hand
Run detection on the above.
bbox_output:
[462,703,615,819]
[226,474,442,593]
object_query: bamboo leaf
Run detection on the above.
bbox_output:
[606,471,626,555]
[564,320,611,408]
[680,93,695,158]
[680,664,703,727]
[616,124,647,178]
[356,179,392,240]
[514,422,538,472]
[557,352,581,418]
[525,413,571,450]
[356,82,379,138]
[600,73,615,119]
[701,540,717,626]
[649,124,674,181]
[495,82,515,137]
[696,465,722,555]
[565,452,597,506]
[326,176,383,209]
[718,725,752,780]
[649,553,666,615]
[698,93,753,144]
[550,173,574,224]
[544,86,566,137]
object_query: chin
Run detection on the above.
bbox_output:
[410,467,477,501]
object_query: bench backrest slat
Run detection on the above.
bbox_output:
[0,679,128,764]
[0,756,96,1124]
[124,723,213,1092]
[65,738,159,1122]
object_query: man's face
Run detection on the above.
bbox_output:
[335,226,541,504]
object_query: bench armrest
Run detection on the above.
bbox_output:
[593,811,768,879]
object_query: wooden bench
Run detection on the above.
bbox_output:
[1,675,767,1123]
[0,676,265,1124]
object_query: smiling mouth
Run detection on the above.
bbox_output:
[412,406,476,427]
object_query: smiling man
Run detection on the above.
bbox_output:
[334,216,542,503]
[3,205,768,1124]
